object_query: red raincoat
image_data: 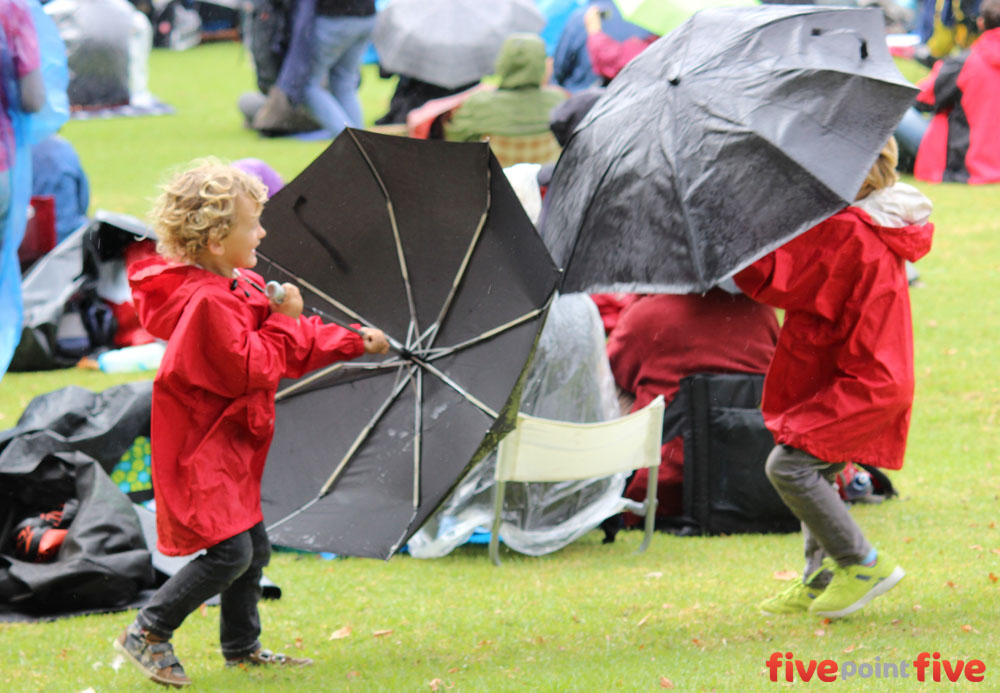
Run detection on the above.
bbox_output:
[607,289,779,517]
[130,257,364,555]
[914,27,1000,184]
[734,184,934,470]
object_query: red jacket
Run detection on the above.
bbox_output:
[586,32,657,80]
[129,257,364,555]
[734,185,934,470]
[914,28,1000,184]
[607,289,779,516]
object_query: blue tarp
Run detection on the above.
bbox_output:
[0,0,67,382]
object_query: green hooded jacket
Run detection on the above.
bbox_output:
[445,33,567,142]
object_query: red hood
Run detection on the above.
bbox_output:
[128,256,227,340]
[849,182,934,263]
[977,28,1000,69]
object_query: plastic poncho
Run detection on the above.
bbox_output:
[407,293,623,558]
[0,0,67,381]
[129,257,364,555]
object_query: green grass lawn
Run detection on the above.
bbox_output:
[1,42,999,691]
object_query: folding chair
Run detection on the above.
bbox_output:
[489,395,664,566]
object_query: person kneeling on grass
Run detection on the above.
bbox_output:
[113,159,389,687]
[734,136,934,619]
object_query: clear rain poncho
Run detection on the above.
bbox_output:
[407,292,630,558]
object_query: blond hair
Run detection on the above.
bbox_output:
[151,158,268,263]
[855,136,899,201]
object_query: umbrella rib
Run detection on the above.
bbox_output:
[423,306,546,361]
[346,128,421,343]
[275,360,409,402]
[258,255,374,327]
[265,365,418,535]
[318,365,417,497]
[412,369,422,510]
[410,356,499,419]
[257,255,408,354]
[417,147,492,351]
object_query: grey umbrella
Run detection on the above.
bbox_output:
[540,5,918,294]
[372,0,546,89]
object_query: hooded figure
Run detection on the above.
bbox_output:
[734,163,934,471]
[913,6,1000,183]
[445,33,567,142]
[129,256,363,555]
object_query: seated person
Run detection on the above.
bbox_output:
[31,134,90,243]
[375,73,479,126]
[583,5,658,82]
[238,0,321,135]
[551,0,653,92]
[606,289,779,521]
[909,0,1000,183]
[45,0,134,108]
[444,33,567,144]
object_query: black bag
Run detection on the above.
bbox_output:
[246,0,293,94]
[662,372,800,536]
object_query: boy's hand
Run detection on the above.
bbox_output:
[271,283,303,319]
[361,327,390,354]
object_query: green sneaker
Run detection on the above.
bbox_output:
[809,552,905,618]
[759,580,825,614]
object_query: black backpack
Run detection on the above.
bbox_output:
[246,0,294,94]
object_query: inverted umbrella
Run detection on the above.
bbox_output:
[541,5,918,294]
[372,0,546,89]
[613,0,758,37]
[256,129,560,559]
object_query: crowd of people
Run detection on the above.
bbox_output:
[2,0,996,687]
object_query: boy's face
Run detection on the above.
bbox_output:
[213,193,266,274]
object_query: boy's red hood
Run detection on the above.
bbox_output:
[850,182,934,264]
[128,256,222,340]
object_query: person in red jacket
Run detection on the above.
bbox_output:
[583,5,658,83]
[912,0,1000,183]
[735,137,934,619]
[606,289,779,520]
[113,160,389,687]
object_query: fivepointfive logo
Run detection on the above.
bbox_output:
[766,652,988,683]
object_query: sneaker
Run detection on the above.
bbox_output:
[226,648,314,668]
[809,552,905,618]
[759,579,825,614]
[113,622,191,688]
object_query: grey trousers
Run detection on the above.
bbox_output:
[765,445,871,586]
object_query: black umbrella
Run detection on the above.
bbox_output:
[541,5,918,294]
[255,129,560,559]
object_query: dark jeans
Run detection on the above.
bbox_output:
[136,522,271,659]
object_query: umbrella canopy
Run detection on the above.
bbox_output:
[614,0,758,36]
[372,0,546,89]
[541,5,918,294]
[256,129,560,559]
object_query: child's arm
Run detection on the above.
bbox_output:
[164,289,363,397]
[265,283,388,380]
[734,216,858,320]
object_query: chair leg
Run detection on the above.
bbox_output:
[637,465,658,554]
[489,480,506,566]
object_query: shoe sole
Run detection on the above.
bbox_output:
[760,606,810,615]
[811,566,906,619]
[113,636,191,688]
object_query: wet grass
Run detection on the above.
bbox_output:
[1,44,998,691]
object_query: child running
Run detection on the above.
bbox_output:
[114,159,388,687]
[734,137,934,619]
